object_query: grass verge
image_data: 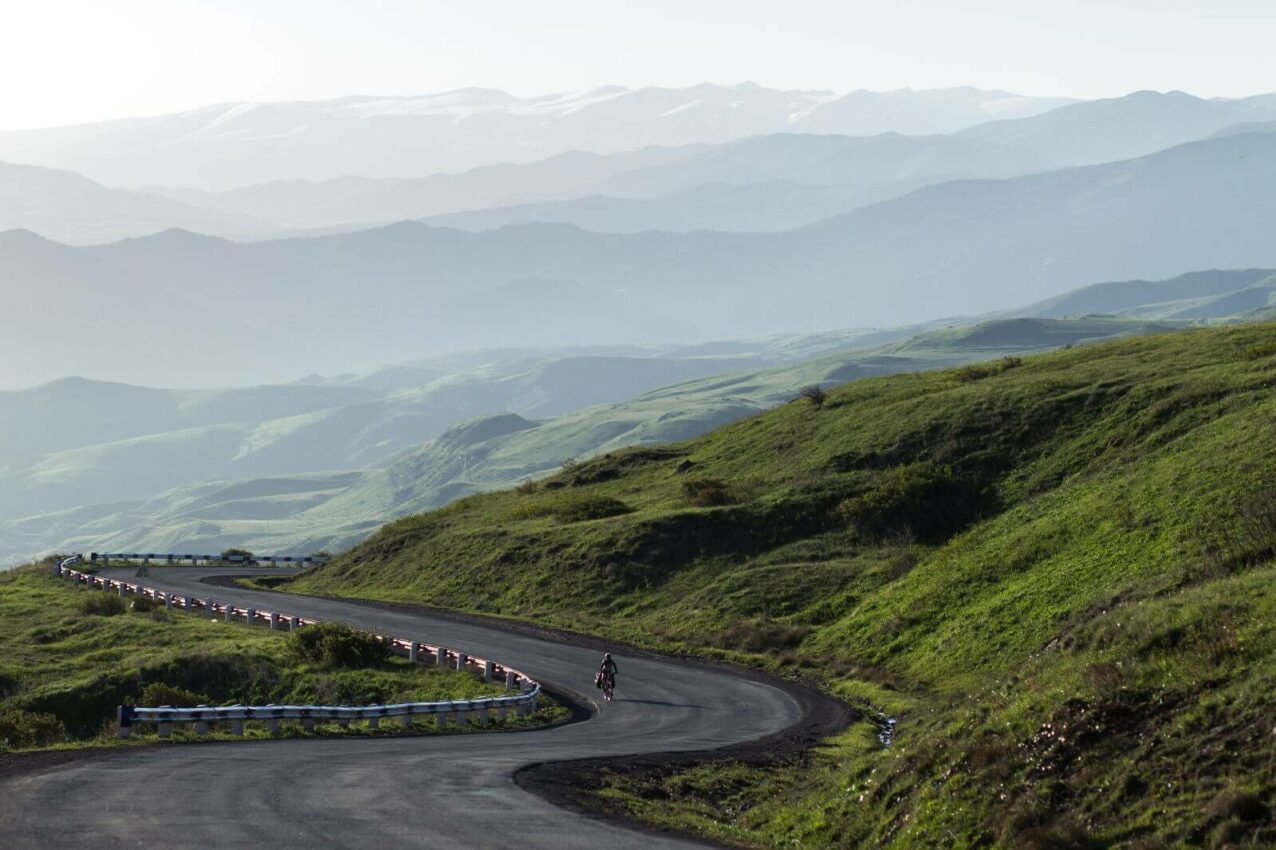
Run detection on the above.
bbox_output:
[0,565,564,754]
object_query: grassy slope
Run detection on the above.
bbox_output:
[0,566,537,752]
[293,323,1276,847]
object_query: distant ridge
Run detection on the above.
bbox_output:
[0,84,1074,189]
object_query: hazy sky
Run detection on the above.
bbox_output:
[3,0,1274,131]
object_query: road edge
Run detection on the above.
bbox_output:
[208,577,856,845]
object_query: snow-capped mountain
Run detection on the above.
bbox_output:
[0,83,1074,190]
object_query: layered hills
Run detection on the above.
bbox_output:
[8,130,1276,389]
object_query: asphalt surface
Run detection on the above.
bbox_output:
[0,567,805,849]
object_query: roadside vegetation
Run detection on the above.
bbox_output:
[0,566,560,753]
[292,322,1276,847]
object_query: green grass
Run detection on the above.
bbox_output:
[0,566,561,753]
[289,322,1276,847]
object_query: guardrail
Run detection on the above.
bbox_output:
[53,557,541,739]
[90,552,329,567]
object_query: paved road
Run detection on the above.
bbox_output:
[0,567,804,849]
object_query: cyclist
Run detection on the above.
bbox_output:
[598,652,619,701]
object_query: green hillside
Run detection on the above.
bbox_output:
[293,322,1276,847]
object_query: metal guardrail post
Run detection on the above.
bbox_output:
[157,706,173,739]
[117,705,134,739]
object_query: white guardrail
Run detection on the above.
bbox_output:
[53,556,542,739]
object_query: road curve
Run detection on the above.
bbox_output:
[0,567,806,849]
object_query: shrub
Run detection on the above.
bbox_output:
[130,595,157,613]
[797,384,828,408]
[554,495,632,523]
[1235,486,1276,565]
[288,621,389,668]
[1195,485,1276,579]
[1203,788,1268,823]
[835,462,987,541]
[220,547,256,563]
[78,594,126,617]
[707,619,811,653]
[682,478,733,507]
[515,479,537,495]
[0,709,66,749]
[1241,340,1276,361]
[508,492,633,523]
[138,682,210,708]
[955,356,1023,383]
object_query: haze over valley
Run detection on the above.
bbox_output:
[6,77,1276,561]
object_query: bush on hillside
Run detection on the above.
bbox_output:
[954,356,1023,383]
[78,594,126,617]
[1241,340,1276,361]
[554,495,633,523]
[0,709,66,749]
[507,492,633,523]
[288,621,389,668]
[219,548,256,563]
[682,478,733,507]
[1199,485,1276,580]
[836,462,986,541]
[797,384,828,408]
[130,595,157,613]
[137,682,210,708]
[706,619,812,653]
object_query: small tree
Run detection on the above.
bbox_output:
[798,385,828,408]
[220,548,256,564]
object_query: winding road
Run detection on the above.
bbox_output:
[0,567,817,849]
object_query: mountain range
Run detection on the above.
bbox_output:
[10,90,1276,245]
[0,84,1074,190]
[7,129,1276,388]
